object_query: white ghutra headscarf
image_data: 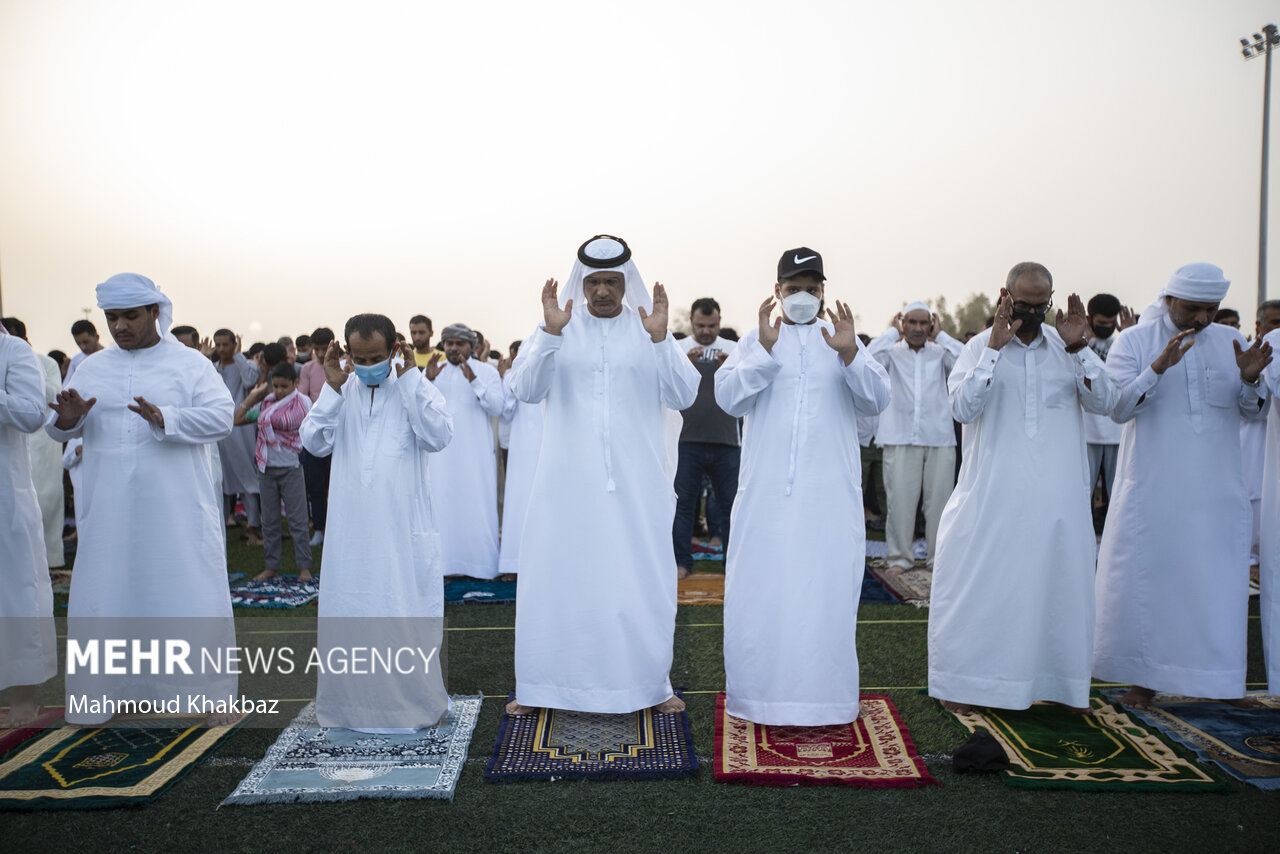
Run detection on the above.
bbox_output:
[557,235,652,314]
[1138,263,1231,327]
[95,273,176,341]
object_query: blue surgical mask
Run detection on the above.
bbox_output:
[353,359,392,387]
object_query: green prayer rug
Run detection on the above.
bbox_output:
[941,696,1228,791]
[0,714,248,810]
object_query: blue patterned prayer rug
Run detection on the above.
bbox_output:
[860,569,895,604]
[0,713,249,810]
[484,691,697,782]
[1103,689,1280,790]
[444,578,517,604]
[221,695,481,804]
[230,576,319,609]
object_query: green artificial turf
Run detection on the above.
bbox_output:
[6,531,1278,854]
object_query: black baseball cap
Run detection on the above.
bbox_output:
[778,247,825,281]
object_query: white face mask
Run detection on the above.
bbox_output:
[780,291,822,324]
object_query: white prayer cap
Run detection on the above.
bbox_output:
[95,273,175,339]
[902,301,930,315]
[558,234,652,314]
[1138,263,1230,326]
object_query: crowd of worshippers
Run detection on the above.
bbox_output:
[2,237,1279,734]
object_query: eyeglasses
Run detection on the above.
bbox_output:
[1013,300,1052,314]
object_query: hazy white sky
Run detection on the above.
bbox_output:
[2,0,1278,354]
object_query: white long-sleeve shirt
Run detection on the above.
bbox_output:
[867,328,963,446]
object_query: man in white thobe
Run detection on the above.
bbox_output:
[866,301,963,571]
[301,313,454,730]
[1094,263,1272,709]
[2,318,66,569]
[46,273,237,725]
[0,324,57,727]
[929,264,1118,713]
[424,323,504,580]
[213,328,263,541]
[497,341,544,581]
[506,235,699,716]
[1242,301,1280,582]
[1261,325,1280,691]
[716,248,891,725]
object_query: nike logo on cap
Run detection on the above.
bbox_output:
[794,254,817,264]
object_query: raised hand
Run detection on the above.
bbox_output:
[988,290,1022,351]
[891,312,904,335]
[1055,293,1089,347]
[475,336,489,362]
[686,346,704,363]
[929,312,942,341]
[127,396,165,428]
[821,300,860,364]
[459,358,476,381]
[199,337,215,357]
[759,296,781,353]
[1118,305,1137,331]
[395,341,417,377]
[323,341,351,391]
[49,388,97,430]
[497,355,513,377]
[542,278,572,335]
[424,351,444,381]
[245,381,270,405]
[1151,328,1195,375]
[235,334,243,354]
[1234,336,1274,383]
[713,350,730,365]
[637,282,669,342]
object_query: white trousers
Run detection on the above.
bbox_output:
[882,444,955,569]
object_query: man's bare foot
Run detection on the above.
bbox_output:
[677,566,690,580]
[207,712,239,728]
[858,700,875,719]
[245,527,264,546]
[1251,564,1261,584]
[498,573,517,582]
[253,569,279,582]
[505,700,535,716]
[1120,686,1156,710]
[708,536,722,549]
[1051,702,1093,715]
[2,686,41,728]
[941,700,974,715]
[1225,696,1265,709]
[654,695,686,714]
[298,569,314,582]
[226,515,240,528]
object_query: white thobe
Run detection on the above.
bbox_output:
[716,324,891,725]
[28,353,66,568]
[0,336,56,691]
[216,353,261,495]
[1242,417,1266,567]
[1256,329,1280,690]
[301,367,454,729]
[498,367,544,576]
[928,327,1118,709]
[1094,318,1266,698]
[46,340,237,722]
[509,313,699,713]
[428,360,504,579]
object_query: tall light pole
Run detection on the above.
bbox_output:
[1241,24,1280,304]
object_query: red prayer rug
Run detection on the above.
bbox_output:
[713,693,938,787]
[0,707,65,759]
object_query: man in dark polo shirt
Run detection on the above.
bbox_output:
[673,298,740,578]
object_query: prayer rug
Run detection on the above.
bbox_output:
[1102,690,1280,790]
[860,570,896,604]
[444,578,517,604]
[227,573,244,583]
[941,696,1228,791]
[864,538,927,561]
[485,691,697,782]
[230,576,319,609]
[678,572,724,605]
[49,571,72,595]
[713,693,937,788]
[867,562,932,607]
[0,713,249,809]
[222,696,481,805]
[0,707,65,759]
[690,540,724,562]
